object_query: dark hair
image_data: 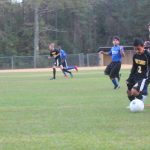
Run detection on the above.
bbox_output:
[133,38,144,47]
[113,36,120,41]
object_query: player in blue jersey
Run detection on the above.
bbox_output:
[99,36,125,89]
[58,46,78,74]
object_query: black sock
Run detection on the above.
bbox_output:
[128,95,135,101]
[136,94,143,100]
[63,68,71,74]
[53,68,56,79]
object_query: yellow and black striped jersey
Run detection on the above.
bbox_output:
[128,50,150,80]
[50,48,60,58]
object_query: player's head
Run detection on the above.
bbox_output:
[49,43,55,50]
[133,38,144,54]
[112,36,120,45]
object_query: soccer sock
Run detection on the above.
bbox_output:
[62,70,67,76]
[63,68,71,74]
[53,68,56,79]
[115,78,119,86]
[128,95,135,101]
[142,95,147,102]
[136,93,143,100]
[112,78,118,87]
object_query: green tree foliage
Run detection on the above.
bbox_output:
[0,0,149,56]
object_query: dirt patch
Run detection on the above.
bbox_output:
[0,65,132,73]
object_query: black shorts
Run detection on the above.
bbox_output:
[104,61,121,78]
[127,77,148,95]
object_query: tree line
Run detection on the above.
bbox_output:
[0,0,149,56]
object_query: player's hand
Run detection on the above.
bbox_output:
[48,56,51,59]
[99,51,104,54]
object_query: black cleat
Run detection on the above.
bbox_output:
[114,85,120,89]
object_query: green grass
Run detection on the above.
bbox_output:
[0,70,150,150]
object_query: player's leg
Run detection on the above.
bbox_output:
[50,58,60,80]
[104,63,112,76]
[131,79,148,101]
[127,81,135,101]
[63,60,78,72]
[50,66,56,80]
[115,62,121,87]
[50,58,58,80]
[61,60,68,77]
[110,62,121,89]
[60,64,73,78]
[104,62,118,88]
[66,66,78,72]
[61,59,74,78]
[126,80,136,108]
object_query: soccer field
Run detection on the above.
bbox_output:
[0,69,150,150]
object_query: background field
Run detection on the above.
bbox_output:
[0,69,150,150]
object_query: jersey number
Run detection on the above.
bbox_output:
[138,66,142,73]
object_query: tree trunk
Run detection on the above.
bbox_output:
[34,3,39,68]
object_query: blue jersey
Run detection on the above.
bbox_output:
[108,45,124,62]
[60,49,67,60]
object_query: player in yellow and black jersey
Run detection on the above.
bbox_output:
[126,38,150,104]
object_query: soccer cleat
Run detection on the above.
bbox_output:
[114,85,120,89]
[64,75,69,78]
[50,77,55,80]
[74,66,78,72]
[69,72,73,78]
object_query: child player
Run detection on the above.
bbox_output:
[100,36,125,89]
[48,43,73,80]
[126,38,150,104]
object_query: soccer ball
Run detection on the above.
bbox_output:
[129,99,144,112]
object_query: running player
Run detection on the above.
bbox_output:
[58,46,78,72]
[126,38,150,104]
[48,43,73,80]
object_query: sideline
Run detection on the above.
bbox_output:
[0,65,132,73]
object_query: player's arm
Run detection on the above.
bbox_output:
[100,51,110,55]
[99,49,112,56]
[48,51,53,59]
[120,46,125,57]
[98,47,111,55]
[55,53,60,58]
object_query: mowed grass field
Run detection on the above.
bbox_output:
[0,69,150,150]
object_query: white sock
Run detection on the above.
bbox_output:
[115,78,119,86]
[142,95,147,102]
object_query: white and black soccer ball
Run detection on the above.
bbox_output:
[129,99,144,112]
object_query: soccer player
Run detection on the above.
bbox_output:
[144,41,150,52]
[126,38,150,104]
[48,43,73,80]
[58,46,78,72]
[99,36,125,89]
